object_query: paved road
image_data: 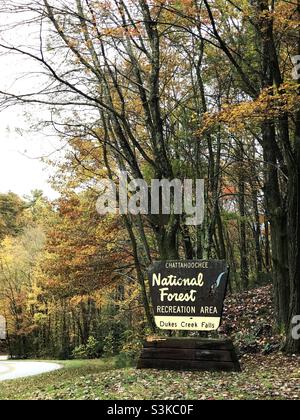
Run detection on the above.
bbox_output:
[0,359,62,381]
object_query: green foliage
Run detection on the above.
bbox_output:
[115,330,144,368]
[235,331,258,353]
[115,351,137,368]
[72,344,89,360]
[0,193,25,240]
[72,337,101,360]
[103,332,117,357]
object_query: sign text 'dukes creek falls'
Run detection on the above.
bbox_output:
[148,260,229,331]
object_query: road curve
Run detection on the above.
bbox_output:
[0,360,62,381]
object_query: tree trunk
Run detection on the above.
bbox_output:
[238,177,249,290]
[252,187,263,278]
[284,163,300,353]
[154,218,180,261]
[284,39,300,351]
[264,217,271,272]
[262,123,290,329]
[124,215,157,333]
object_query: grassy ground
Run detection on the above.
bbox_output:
[0,354,299,400]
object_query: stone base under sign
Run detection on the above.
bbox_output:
[137,338,241,372]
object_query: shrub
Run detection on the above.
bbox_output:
[103,332,116,357]
[115,330,144,368]
[115,350,137,368]
[72,336,101,359]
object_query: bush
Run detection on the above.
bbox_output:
[85,336,101,358]
[72,336,101,359]
[103,332,116,357]
[115,330,144,368]
[115,350,137,368]
[235,331,259,354]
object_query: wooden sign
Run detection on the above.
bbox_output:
[148,260,229,331]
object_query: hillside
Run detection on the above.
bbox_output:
[222,285,282,355]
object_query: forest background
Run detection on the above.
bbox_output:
[0,0,300,361]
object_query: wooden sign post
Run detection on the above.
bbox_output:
[138,260,241,372]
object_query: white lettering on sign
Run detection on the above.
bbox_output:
[152,273,204,288]
[159,288,197,303]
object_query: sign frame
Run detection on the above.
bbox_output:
[148,260,229,332]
